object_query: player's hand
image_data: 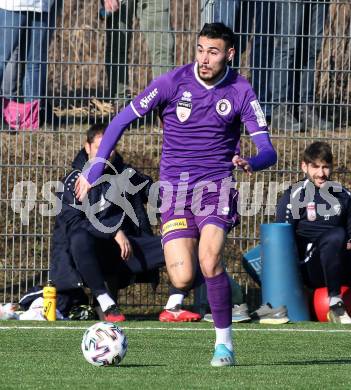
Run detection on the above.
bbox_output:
[114,230,133,261]
[232,155,253,176]
[74,174,92,201]
[347,241,351,251]
[104,0,119,12]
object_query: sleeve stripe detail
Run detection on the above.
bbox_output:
[291,181,308,198]
[130,102,142,118]
[291,187,302,199]
[250,131,269,137]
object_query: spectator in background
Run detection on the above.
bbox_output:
[201,0,275,120]
[101,0,174,108]
[0,0,55,130]
[270,0,331,132]
[276,142,351,324]
[2,46,22,99]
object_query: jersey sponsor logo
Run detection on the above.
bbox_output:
[182,91,192,102]
[162,218,188,235]
[250,100,267,127]
[140,88,158,109]
[176,91,192,122]
[216,99,231,116]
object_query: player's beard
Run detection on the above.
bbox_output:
[198,59,228,84]
[307,173,329,188]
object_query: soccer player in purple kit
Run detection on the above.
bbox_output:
[76,23,277,367]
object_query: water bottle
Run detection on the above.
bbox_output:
[43,280,56,321]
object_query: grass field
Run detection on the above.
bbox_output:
[1,321,351,389]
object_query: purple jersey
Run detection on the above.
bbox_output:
[131,63,269,187]
[87,63,276,186]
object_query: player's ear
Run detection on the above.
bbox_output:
[227,47,235,62]
[301,161,308,174]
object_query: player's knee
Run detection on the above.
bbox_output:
[199,252,222,278]
[167,268,194,291]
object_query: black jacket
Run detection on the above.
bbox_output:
[276,178,351,245]
[50,149,155,291]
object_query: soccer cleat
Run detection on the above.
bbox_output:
[159,305,201,322]
[104,305,126,322]
[327,301,351,324]
[250,303,289,324]
[203,304,251,323]
[210,344,235,367]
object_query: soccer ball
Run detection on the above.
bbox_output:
[81,322,128,366]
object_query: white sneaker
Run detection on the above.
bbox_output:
[327,302,351,324]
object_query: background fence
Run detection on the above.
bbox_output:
[0,0,350,311]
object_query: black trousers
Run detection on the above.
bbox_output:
[299,227,351,297]
[69,229,165,297]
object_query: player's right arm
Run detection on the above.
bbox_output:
[75,75,173,201]
[238,81,277,172]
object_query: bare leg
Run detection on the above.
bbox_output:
[164,237,198,291]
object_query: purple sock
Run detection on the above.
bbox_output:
[205,272,232,329]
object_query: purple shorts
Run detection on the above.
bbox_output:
[160,178,239,245]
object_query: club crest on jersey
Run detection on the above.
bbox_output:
[216,99,231,116]
[176,91,192,122]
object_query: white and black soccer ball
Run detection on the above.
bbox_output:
[81,322,128,366]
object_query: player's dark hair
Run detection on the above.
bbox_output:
[86,123,107,144]
[199,23,235,48]
[302,141,333,165]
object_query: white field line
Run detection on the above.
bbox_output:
[1,325,351,334]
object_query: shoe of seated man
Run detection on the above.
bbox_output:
[203,303,251,323]
[159,304,201,322]
[327,301,351,324]
[104,305,126,322]
[210,344,235,367]
[250,303,289,324]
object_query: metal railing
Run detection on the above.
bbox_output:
[0,0,350,310]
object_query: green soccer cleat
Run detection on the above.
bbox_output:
[210,344,235,367]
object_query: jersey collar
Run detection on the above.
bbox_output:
[193,62,229,90]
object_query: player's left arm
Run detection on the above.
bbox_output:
[238,87,277,172]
